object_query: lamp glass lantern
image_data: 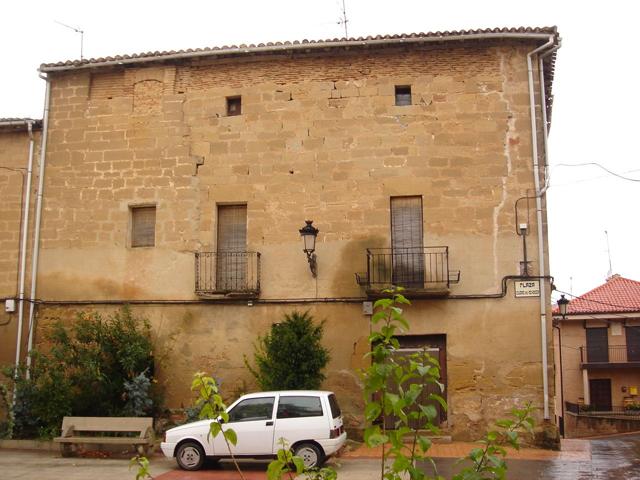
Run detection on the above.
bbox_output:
[299,220,319,276]
[557,294,569,318]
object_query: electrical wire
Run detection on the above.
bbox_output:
[553,163,640,182]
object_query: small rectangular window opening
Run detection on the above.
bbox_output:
[131,206,156,247]
[227,96,242,116]
[395,85,412,106]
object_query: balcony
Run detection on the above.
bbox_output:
[565,401,640,420]
[580,345,640,369]
[195,251,261,298]
[355,246,460,298]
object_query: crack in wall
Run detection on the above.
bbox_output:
[492,51,515,281]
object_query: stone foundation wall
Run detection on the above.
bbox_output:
[564,412,640,438]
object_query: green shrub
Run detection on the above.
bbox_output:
[246,310,330,390]
[1,307,158,439]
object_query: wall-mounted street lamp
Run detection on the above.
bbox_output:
[554,293,570,438]
[557,294,570,319]
[299,220,319,277]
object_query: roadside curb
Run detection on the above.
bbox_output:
[0,439,57,452]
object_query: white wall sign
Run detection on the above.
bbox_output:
[362,301,373,315]
[515,280,540,297]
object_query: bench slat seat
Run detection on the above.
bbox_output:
[54,416,154,456]
[55,436,150,445]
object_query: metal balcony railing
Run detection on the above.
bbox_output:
[565,401,640,420]
[195,251,261,296]
[580,345,640,364]
[355,246,459,293]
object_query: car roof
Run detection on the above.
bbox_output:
[239,390,334,399]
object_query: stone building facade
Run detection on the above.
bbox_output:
[1,28,561,440]
[0,119,41,370]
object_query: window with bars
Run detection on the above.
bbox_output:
[130,206,156,247]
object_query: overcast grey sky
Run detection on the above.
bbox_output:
[1,0,638,299]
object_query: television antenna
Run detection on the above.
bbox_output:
[55,20,84,60]
[604,230,613,279]
[337,0,349,38]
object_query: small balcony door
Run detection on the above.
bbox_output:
[216,204,247,291]
[586,328,609,363]
[391,196,424,288]
[627,326,640,362]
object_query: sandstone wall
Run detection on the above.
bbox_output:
[21,42,554,440]
[0,129,40,367]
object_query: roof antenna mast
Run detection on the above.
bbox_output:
[337,0,349,38]
[55,20,84,60]
[604,230,613,279]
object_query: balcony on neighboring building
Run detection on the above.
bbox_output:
[580,345,640,369]
[355,246,460,298]
[195,251,261,298]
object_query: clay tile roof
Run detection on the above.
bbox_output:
[0,118,42,130]
[39,26,559,71]
[562,275,640,315]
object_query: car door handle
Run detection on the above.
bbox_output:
[266,421,273,426]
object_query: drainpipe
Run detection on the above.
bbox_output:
[526,35,557,420]
[25,75,51,375]
[14,120,36,371]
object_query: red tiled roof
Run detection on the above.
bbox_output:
[563,275,640,315]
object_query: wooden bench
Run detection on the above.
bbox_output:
[54,416,154,457]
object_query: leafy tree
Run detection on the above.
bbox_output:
[2,307,158,439]
[246,311,330,390]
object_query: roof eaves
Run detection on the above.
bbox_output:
[0,118,43,131]
[39,29,559,73]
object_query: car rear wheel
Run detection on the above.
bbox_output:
[176,441,205,471]
[294,442,324,468]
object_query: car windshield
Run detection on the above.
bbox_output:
[328,394,341,419]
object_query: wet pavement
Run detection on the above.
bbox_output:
[420,433,640,479]
[0,433,639,479]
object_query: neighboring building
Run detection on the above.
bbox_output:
[0,119,41,368]
[554,275,640,437]
[1,27,561,441]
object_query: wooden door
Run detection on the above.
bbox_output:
[382,335,447,429]
[589,379,612,411]
[586,328,609,363]
[391,196,424,288]
[626,326,640,362]
[216,205,247,291]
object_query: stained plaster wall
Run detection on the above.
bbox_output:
[26,41,554,440]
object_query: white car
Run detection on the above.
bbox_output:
[161,390,347,471]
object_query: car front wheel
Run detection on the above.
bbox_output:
[294,442,324,468]
[176,441,205,471]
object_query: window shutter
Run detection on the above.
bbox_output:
[216,205,248,291]
[391,196,424,287]
[391,196,423,249]
[131,206,156,247]
[217,205,247,251]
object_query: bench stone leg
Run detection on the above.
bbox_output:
[60,444,74,457]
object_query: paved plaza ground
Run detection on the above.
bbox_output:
[1,433,639,479]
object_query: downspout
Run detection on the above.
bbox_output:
[25,75,51,375]
[526,35,557,420]
[14,120,35,371]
